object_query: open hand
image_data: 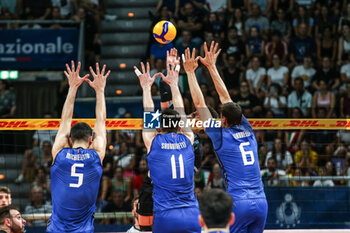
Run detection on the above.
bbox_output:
[183,47,199,73]
[86,63,110,92]
[134,62,159,89]
[198,41,221,67]
[64,60,89,88]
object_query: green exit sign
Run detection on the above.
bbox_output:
[0,71,18,79]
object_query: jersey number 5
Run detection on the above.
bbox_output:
[171,154,184,179]
[69,163,84,188]
[239,142,255,166]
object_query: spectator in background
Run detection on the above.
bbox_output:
[0,81,16,118]
[205,13,225,38]
[294,139,318,173]
[313,167,334,187]
[221,54,244,96]
[127,197,141,232]
[132,159,148,197]
[232,80,262,116]
[31,167,51,201]
[315,5,337,37]
[289,23,316,65]
[222,27,245,67]
[244,4,269,37]
[246,0,273,17]
[291,168,311,187]
[245,26,265,58]
[100,191,131,224]
[48,6,64,29]
[265,138,293,173]
[264,84,287,117]
[205,163,225,191]
[177,3,203,46]
[338,3,350,32]
[24,186,52,226]
[295,0,315,9]
[270,9,292,41]
[227,8,244,36]
[113,142,136,178]
[51,0,73,18]
[154,0,180,17]
[198,189,234,233]
[175,30,198,57]
[150,58,166,86]
[206,0,226,14]
[0,206,26,233]
[22,0,52,19]
[267,54,289,90]
[291,56,316,89]
[151,5,177,28]
[287,77,312,117]
[32,113,57,154]
[285,107,306,153]
[0,0,20,16]
[293,5,314,36]
[0,187,11,208]
[246,56,267,98]
[337,24,350,66]
[227,0,245,13]
[150,42,174,68]
[316,27,337,64]
[340,84,350,117]
[260,157,287,186]
[265,32,288,66]
[311,79,336,118]
[312,57,340,92]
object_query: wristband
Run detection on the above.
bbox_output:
[182,54,186,62]
[175,65,180,72]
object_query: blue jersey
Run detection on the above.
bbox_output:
[47,148,102,233]
[205,116,265,201]
[148,133,198,212]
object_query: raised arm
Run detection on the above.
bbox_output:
[85,63,110,161]
[183,47,212,123]
[159,48,194,144]
[134,62,159,153]
[199,41,232,104]
[52,61,89,160]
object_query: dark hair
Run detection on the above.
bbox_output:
[70,122,93,143]
[0,186,10,194]
[199,189,233,228]
[0,205,19,225]
[221,102,242,126]
[161,108,181,132]
[159,79,172,103]
[294,77,304,84]
[208,105,219,118]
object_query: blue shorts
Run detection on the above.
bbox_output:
[153,207,201,233]
[230,198,268,233]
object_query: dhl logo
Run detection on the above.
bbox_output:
[0,119,348,130]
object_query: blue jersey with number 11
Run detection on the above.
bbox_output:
[205,116,265,201]
[148,133,198,212]
[47,148,102,233]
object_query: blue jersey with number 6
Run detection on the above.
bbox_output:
[205,116,265,201]
[148,133,198,212]
[47,148,102,233]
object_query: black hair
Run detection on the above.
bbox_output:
[207,105,219,118]
[221,102,242,127]
[0,205,19,225]
[161,108,181,132]
[70,122,93,143]
[199,189,233,228]
[159,79,172,103]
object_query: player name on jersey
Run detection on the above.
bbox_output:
[161,142,187,149]
[232,130,251,140]
[65,153,90,161]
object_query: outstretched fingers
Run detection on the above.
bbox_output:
[101,64,106,76]
[192,48,196,60]
[89,66,96,77]
[66,63,72,74]
[71,60,75,72]
[141,62,146,74]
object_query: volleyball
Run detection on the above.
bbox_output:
[153,20,177,44]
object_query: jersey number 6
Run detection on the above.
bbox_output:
[69,163,84,188]
[239,142,255,166]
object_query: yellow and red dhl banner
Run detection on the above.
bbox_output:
[0,119,349,130]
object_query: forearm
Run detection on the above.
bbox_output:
[207,65,232,104]
[142,87,154,111]
[187,72,206,107]
[60,87,77,132]
[95,91,106,135]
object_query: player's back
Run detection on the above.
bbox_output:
[47,148,102,233]
[206,116,265,201]
[148,132,198,212]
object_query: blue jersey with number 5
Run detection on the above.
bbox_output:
[47,148,102,233]
[205,116,265,201]
[148,133,198,212]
